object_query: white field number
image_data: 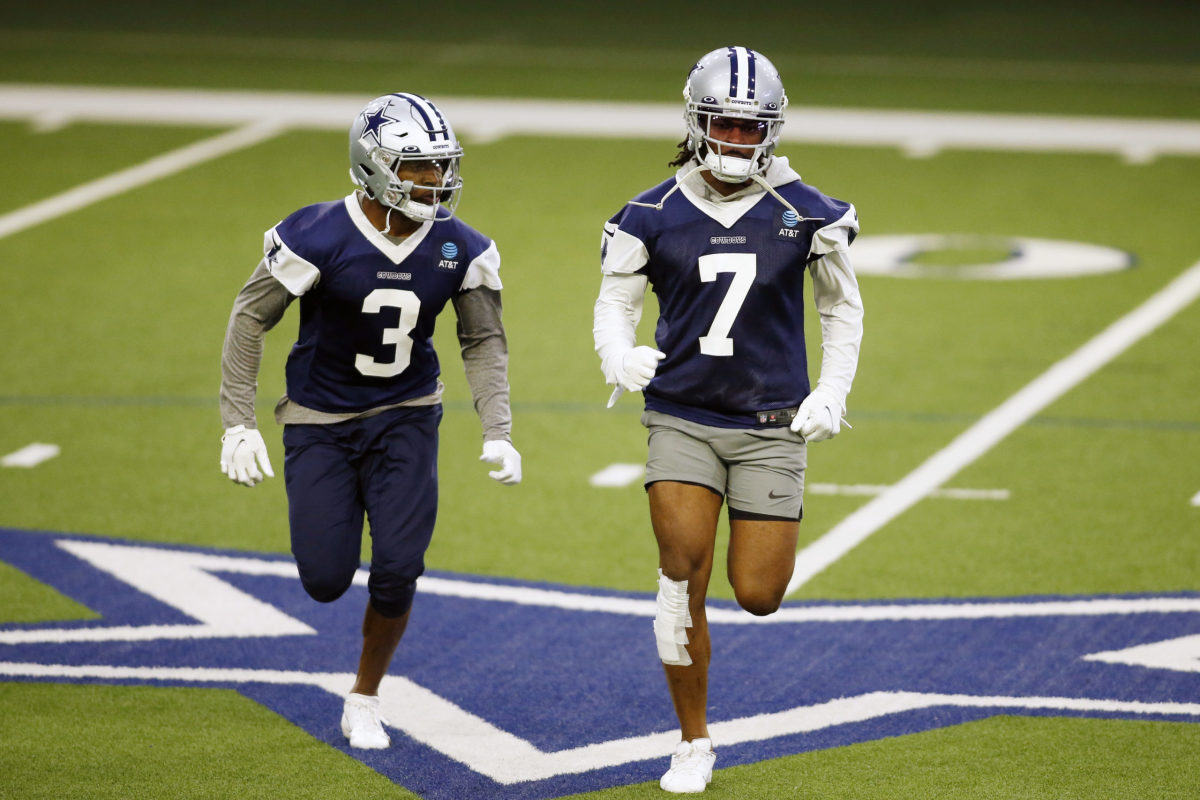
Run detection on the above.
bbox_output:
[697,253,756,356]
[355,288,420,378]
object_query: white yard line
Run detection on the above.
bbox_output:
[787,259,1200,595]
[589,464,1009,500]
[0,443,60,468]
[0,118,286,240]
[808,482,1010,501]
[2,84,1200,160]
[588,463,646,487]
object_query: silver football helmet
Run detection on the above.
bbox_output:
[349,93,463,223]
[683,46,787,182]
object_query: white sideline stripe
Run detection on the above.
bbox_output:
[2,661,1197,783]
[0,442,60,468]
[787,259,1200,596]
[0,119,286,240]
[2,84,1200,161]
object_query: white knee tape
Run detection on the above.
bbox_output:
[654,568,693,666]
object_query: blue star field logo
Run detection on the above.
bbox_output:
[1,527,1198,800]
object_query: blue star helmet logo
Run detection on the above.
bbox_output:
[359,100,402,148]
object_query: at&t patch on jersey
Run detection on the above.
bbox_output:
[437,240,460,270]
[776,208,804,240]
[1,527,1197,799]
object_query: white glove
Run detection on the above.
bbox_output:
[220,425,275,487]
[480,439,522,485]
[611,346,666,392]
[790,389,843,443]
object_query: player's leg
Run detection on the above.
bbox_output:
[649,480,721,740]
[351,603,410,696]
[720,426,805,615]
[284,421,395,749]
[650,480,722,793]
[354,405,442,694]
[727,518,798,615]
[642,411,727,793]
[282,423,366,605]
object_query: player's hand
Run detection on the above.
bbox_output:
[615,346,666,392]
[790,389,842,443]
[220,425,275,487]
[481,440,522,486]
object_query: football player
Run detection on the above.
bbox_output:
[219,92,521,749]
[593,47,864,793]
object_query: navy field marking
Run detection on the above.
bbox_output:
[1,528,1198,799]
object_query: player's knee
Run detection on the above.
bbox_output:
[298,568,355,604]
[294,554,357,603]
[734,585,784,617]
[656,545,708,584]
[367,572,417,618]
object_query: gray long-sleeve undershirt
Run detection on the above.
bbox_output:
[219,260,513,442]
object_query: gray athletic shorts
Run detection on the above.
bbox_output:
[642,409,807,521]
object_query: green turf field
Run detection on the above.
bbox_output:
[1,2,1198,798]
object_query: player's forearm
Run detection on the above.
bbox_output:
[219,262,292,429]
[455,288,513,442]
[220,311,266,429]
[593,273,648,378]
[462,341,512,442]
[811,249,864,408]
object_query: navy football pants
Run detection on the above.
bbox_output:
[282,404,441,618]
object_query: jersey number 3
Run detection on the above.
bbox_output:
[355,288,420,378]
[698,253,755,357]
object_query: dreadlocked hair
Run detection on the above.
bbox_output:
[667,138,693,168]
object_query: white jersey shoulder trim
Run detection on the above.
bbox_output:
[460,240,503,291]
[601,222,650,275]
[343,193,432,265]
[811,204,860,257]
[263,228,320,296]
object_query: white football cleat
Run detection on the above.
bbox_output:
[660,737,716,793]
[341,692,390,749]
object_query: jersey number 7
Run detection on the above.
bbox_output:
[697,253,755,357]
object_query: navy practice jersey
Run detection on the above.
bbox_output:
[263,195,501,414]
[602,174,856,428]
